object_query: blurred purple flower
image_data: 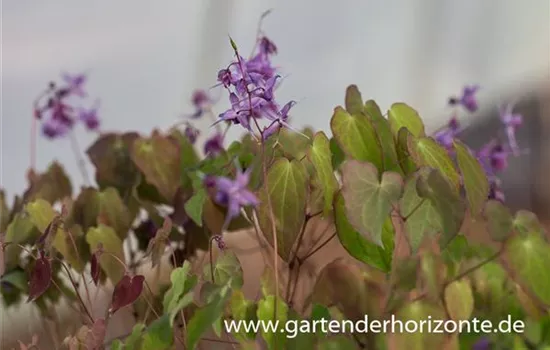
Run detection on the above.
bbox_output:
[472,337,491,350]
[42,117,71,139]
[212,167,259,228]
[78,102,100,131]
[488,178,505,202]
[184,124,200,144]
[434,117,461,149]
[189,89,212,119]
[450,85,479,113]
[204,133,224,156]
[259,36,277,55]
[62,72,87,97]
[477,141,511,174]
[499,102,523,155]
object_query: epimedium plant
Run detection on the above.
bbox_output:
[2,13,550,350]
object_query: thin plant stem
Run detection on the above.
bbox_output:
[299,231,337,262]
[68,130,91,185]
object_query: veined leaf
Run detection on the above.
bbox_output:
[408,136,461,189]
[308,132,338,216]
[344,85,363,115]
[334,192,393,272]
[454,140,489,215]
[258,158,308,261]
[203,251,243,289]
[330,106,383,172]
[484,200,513,242]
[416,169,465,249]
[341,160,403,246]
[505,231,550,305]
[388,103,425,138]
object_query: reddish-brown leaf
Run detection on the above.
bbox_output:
[109,274,145,314]
[27,253,52,302]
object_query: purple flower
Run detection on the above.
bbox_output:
[78,102,100,131]
[450,85,479,113]
[204,133,224,156]
[42,117,70,139]
[434,117,461,149]
[472,337,491,350]
[477,141,510,174]
[488,179,505,202]
[189,89,212,119]
[499,103,523,155]
[184,124,200,144]
[212,167,259,228]
[259,36,277,55]
[62,72,87,97]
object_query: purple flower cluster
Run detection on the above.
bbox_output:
[215,36,296,140]
[205,166,259,230]
[437,86,525,202]
[34,73,100,139]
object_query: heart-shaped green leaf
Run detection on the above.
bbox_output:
[184,189,207,227]
[505,231,550,305]
[396,128,418,175]
[388,103,425,138]
[308,132,338,216]
[258,158,308,261]
[26,199,84,272]
[408,136,461,189]
[364,100,402,174]
[141,314,173,350]
[86,224,125,283]
[163,261,198,320]
[513,210,546,236]
[484,200,513,242]
[330,106,383,171]
[400,169,443,251]
[230,289,258,341]
[344,85,364,115]
[416,169,465,249]
[341,160,403,246]
[334,192,393,272]
[203,251,243,289]
[444,278,474,321]
[131,131,180,202]
[454,140,489,215]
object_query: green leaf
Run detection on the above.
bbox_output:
[364,100,402,173]
[26,199,84,271]
[131,131,181,202]
[408,136,461,189]
[1,269,28,292]
[396,128,417,175]
[3,213,38,270]
[329,137,346,171]
[85,224,125,283]
[230,290,258,341]
[308,132,338,216]
[341,160,403,246]
[400,168,443,251]
[98,187,132,239]
[513,210,546,236]
[277,128,313,161]
[204,251,244,289]
[330,106,383,171]
[110,339,124,350]
[344,85,364,115]
[454,140,489,215]
[505,231,550,305]
[334,192,393,272]
[141,314,173,350]
[125,324,146,350]
[318,336,357,349]
[484,200,513,242]
[391,301,446,349]
[444,278,474,321]
[416,169,466,249]
[388,103,425,138]
[185,283,232,350]
[258,158,308,261]
[163,261,198,320]
[257,296,289,350]
[184,189,207,227]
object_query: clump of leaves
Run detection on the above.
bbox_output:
[2,11,548,350]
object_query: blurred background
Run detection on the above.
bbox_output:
[1,0,549,347]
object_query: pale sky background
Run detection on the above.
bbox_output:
[1,0,549,200]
